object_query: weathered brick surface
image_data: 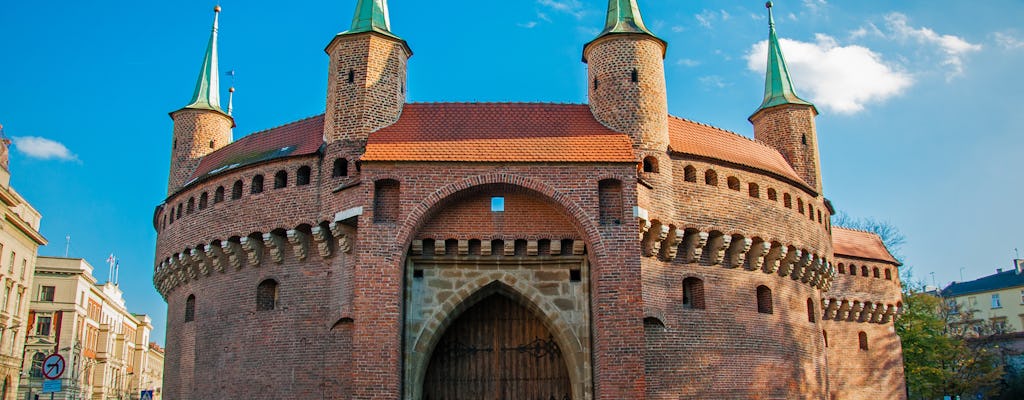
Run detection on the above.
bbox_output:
[155,10,904,400]
[167,109,233,195]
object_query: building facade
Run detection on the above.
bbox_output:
[153,1,906,399]
[942,260,1024,333]
[0,125,48,400]
[20,257,161,400]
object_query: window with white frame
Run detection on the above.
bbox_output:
[992,293,1002,309]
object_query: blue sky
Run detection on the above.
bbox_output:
[1,0,1021,344]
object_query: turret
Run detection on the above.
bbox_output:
[583,0,669,152]
[323,0,411,146]
[749,1,822,192]
[167,6,234,195]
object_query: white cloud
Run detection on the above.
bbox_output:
[517,21,538,29]
[803,0,827,14]
[699,75,729,89]
[671,26,685,33]
[12,136,79,161]
[746,34,913,114]
[537,0,586,19]
[695,9,730,29]
[884,13,981,80]
[849,23,883,40]
[677,58,701,67]
[537,12,552,23]
[993,31,1024,50]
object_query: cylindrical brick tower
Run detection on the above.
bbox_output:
[323,0,411,147]
[168,6,234,196]
[583,0,669,153]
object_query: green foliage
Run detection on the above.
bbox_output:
[898,290,1005,399]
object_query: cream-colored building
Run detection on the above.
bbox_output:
[942,259,1024,333]
[19,257,161,400]
[0,132,47,400]
[138,343,162,400]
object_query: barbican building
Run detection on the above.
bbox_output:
[152,1,907,399]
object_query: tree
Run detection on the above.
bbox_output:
[898,288,1004,399]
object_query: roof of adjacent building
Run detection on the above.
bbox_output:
[362,103,635,162]
[667,116,806,186]
[832,227,900,264]
[187,115,324,182]
[942,267,1024,297]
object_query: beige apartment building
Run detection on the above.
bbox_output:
[942,259,1024,333]
[0,132,47,400]
[19,257,162,400]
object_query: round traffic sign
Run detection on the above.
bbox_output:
[41,353,65,380]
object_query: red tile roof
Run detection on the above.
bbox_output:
[187,115,324,183]
[362,103,635,162]
[832,227,900,264]
[667,116,807,188]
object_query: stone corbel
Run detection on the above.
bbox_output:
[635,207,651,240]
[264,232,286,264]
[311,226,335,258]
[791,252,812,281]
[240,236,265,266]
[572,240,585,255]
[847,301,864,322]
[434,239,447,256]
[706,234,732,265]
[642,224,669,257]
[177,253,196,281]
[683,231,709,264]
[204,244,225,273]
[659,228,684,261]
[746,241,771,271]
[190,248,210,277]
[725,238,752,268]
[504,240,515,256]
[880,305,896,323]
[836,300,851,321]
[481,240,493,256]
[549,239,560,256]
[221,241,244,270]
[824,298,839,320]
[287,229,310,261]
[801,256,820,284]
[858,303,875,323]
[328,222,352,254]
[870,304,886,323]
[762,244,787,274]
[410,240,423,256]
[778,248,801,277]
[526,240,537,256]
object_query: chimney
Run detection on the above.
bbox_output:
[997,268,1003,274]
[1014,259,1024,274]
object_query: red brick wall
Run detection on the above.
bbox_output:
[751,104,823,192]
[324,33,408,144]
[167,109,233,195]
[586,36,669,152]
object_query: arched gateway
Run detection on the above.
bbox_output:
[402,182,596,400]
[424,294,571,399]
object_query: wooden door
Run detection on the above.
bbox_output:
[423,295,572,400]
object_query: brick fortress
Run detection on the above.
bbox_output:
[152,1,907,399]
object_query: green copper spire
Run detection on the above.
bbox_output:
[755,1,815,113]
[340,0,400,39]
[183,6,225,114]
[600,0,656,37]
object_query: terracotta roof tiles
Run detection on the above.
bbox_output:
[362,103,635,163]
[187,115,324,183]
[832,227,900,264]
[667,116,808,188]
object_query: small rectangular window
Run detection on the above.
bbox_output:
[569,269,581,282]
[40,286,55,302]
[992,294,1002,309]
[491,197,505,212]
[37,316,52,336]
[413,269,424,279]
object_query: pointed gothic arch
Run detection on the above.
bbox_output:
[407,278,587,400]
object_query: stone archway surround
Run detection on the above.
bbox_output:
[405,273,591,400]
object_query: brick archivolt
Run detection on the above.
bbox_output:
[153,220,353,297]
[638,214,836,291]
[821,297,900,324]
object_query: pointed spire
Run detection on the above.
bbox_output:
[584,0,666,61]
[755,1,815,114]
[341,0,400,40]
[183,6,226,114]
[600,0,656,37]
